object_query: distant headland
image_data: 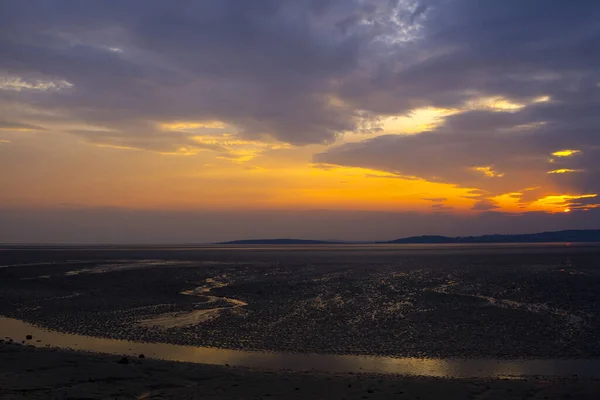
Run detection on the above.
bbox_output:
[216,239,339,245]
[217,229,600,245]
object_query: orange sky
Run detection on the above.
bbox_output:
[0,103,593,215]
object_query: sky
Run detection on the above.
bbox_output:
[1,0,600,243]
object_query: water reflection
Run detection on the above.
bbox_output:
[2,317,599,378]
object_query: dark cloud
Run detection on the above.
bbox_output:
[2,0,600,207]
[0,0,416,148]
[340,0,600,112]
[0,120,45,131]
[472,199,500,211]
[315,0,600,204]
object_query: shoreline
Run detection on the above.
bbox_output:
[2,341,600,400]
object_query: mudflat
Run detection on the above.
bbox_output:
[2,244,600,399]
[1,244,599,359]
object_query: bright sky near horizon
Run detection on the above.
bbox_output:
[1,0,600,242]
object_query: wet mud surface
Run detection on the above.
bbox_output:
[1,244,599,359]
[4,343,600,400]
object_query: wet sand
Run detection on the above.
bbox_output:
[2,245,600,359]
[2,245,600,398]
[2,341,600,400]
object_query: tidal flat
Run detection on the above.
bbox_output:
[1,244,599,377]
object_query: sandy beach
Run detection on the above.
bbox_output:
[1,340,599,400]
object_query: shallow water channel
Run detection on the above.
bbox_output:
[2,316,600,379]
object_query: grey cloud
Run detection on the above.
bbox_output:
[0,120,45,131]
[2,0,600,200]
[340,0,600,113]
[69,128,206,154]
[472,199,500,212]
[0,0,412,148]
[315,0,600,204]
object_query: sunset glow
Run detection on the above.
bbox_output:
[552,150,581,158]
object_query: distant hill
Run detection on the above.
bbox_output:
[384,229,600,244]
[218,230,600,245]
[217,239,340,245]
